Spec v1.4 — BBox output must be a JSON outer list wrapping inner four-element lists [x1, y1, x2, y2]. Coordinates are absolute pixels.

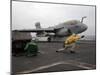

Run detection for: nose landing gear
[[47, 37, 51, 42]]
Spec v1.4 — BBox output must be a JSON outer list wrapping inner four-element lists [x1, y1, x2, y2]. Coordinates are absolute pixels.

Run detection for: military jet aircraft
[[12, 16, 88, 56], [13, 16, 88, 42]]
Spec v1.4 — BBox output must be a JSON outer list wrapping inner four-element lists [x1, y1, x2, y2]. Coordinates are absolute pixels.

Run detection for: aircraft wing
[[12, 28, 55, 33], [12, 26, 65, 33]]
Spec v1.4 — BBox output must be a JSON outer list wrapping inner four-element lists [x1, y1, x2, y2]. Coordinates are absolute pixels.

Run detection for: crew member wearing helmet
[[56, 29, 84, 53]]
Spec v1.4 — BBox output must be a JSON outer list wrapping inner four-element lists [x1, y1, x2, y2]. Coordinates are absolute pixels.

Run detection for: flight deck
[[12, 40, 96, 74]]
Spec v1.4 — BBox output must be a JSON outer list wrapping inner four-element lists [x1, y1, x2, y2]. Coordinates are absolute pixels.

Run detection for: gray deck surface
[[12, 40, 96, 74]]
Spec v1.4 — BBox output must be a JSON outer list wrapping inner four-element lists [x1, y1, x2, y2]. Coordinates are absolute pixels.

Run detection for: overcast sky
[[12, 1, 96, 36]]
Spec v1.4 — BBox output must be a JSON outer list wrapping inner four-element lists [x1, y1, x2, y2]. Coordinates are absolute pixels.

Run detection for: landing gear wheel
[[70, 51, 75, 53], [48, 37, 51, 42], [56, 50, 59, 52]]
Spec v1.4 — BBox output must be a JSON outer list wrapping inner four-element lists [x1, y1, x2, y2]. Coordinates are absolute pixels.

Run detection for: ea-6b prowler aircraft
[[13, 16, 88, 42]]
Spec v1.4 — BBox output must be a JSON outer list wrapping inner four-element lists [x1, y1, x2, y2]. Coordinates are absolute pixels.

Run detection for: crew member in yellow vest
[[56, 33, 84, 53]]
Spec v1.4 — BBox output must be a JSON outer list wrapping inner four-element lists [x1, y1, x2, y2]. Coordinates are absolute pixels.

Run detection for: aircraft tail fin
[[35, 22, 45, 36], [35, 22, 41, 29]]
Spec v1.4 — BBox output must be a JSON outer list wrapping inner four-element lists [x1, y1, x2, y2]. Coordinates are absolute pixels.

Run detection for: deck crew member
[[56, 33, 84, 53]]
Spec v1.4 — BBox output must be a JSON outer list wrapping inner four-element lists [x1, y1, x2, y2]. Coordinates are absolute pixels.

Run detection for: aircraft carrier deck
[[11, 40, 96, 74]]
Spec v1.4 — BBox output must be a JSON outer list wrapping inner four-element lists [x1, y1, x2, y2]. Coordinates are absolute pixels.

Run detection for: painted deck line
[[18, 61, 64, 74], [63, 60, 96, 70], [18, 60, 96, 74]]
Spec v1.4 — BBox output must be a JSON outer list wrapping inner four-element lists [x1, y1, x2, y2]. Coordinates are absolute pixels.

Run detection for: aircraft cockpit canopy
[[63, 20, 80, 25]]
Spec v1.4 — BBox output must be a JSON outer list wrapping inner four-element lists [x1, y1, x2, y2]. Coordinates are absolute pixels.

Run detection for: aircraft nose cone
[[77, 24, 88, 33], [81, 24, 88, 32]]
